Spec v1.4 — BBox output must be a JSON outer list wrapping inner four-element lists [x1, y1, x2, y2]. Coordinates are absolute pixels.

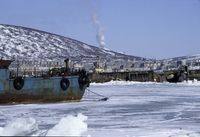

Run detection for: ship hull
[[0, 76, 87, 104]]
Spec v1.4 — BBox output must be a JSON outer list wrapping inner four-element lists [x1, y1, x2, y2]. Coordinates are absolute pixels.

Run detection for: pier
[[90, 69, 200, 83]]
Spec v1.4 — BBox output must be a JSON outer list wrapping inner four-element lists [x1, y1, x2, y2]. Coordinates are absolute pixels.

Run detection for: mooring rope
[[85, 89, 109, 101]]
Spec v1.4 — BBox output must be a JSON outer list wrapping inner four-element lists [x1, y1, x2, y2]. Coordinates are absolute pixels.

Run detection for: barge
[[0, 59, 90, 104]]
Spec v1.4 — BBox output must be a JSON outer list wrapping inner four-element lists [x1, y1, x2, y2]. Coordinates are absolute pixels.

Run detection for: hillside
[[0, 24, 145, 61]]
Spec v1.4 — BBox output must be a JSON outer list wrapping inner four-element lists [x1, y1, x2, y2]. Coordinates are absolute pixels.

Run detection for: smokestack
[[92, 13, 105, 49]]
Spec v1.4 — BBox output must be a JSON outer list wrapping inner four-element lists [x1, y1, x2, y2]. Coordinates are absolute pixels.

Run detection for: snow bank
[[91, 80, 156, 86], [46, 113, 87, 136], [91, 79, 200, 86], [0, 113, 87, 136], [178, 79, 200, 86], [0, 117, 38, 136]]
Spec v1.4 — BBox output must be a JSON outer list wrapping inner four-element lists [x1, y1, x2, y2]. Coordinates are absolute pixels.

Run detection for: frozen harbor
[[0, 80, 200, 136]]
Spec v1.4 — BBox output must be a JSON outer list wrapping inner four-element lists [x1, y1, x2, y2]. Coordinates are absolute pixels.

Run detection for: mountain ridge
[[0, 24, 145, 62]]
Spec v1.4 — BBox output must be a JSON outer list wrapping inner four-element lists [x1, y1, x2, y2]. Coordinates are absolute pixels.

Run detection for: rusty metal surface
[[0, 59, 89, 104], [0, 70, 87, 104], [0, 60, 13, 69], [0, 92, 82, 104], [0, 78, 87, 104]]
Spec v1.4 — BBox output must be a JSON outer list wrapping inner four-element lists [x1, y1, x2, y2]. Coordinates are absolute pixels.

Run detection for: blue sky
[[0, 0, 200, 59]]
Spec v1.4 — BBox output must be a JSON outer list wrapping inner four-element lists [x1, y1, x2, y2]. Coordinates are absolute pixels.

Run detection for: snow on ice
[[46, 113, 87, 136], [0, 80, 200, 136]]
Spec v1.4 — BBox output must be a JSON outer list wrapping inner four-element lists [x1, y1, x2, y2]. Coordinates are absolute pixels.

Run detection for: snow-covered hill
[[0, 24, 144, 61], [159, 54, 200, 63]]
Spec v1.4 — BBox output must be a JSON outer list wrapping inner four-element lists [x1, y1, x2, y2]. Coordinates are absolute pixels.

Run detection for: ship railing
[[9, 67, 88, 79]]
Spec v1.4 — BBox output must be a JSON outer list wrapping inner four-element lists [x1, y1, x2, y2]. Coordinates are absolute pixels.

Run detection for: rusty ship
[[0, 59, 90, 104], [166, 65, 189, 83]]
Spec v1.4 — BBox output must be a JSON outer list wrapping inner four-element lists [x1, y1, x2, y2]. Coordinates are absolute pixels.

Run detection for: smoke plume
[[92, 13, 105, 49]]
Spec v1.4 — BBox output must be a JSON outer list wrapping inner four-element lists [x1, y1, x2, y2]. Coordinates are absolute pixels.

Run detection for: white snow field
[[0, 80, 200, 136]]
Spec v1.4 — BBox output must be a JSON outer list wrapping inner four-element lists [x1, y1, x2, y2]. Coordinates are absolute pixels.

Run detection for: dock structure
[[128, 71, 154, 82], [8, 58, 200, 83], [90, 71, 154, 83], [189, 69, 200, 80], [90, 69, 200, 83]]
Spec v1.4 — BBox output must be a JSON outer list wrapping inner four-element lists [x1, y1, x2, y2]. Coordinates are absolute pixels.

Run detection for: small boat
[[166, 65, 188, 83], [0, 59, 90, 104]]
